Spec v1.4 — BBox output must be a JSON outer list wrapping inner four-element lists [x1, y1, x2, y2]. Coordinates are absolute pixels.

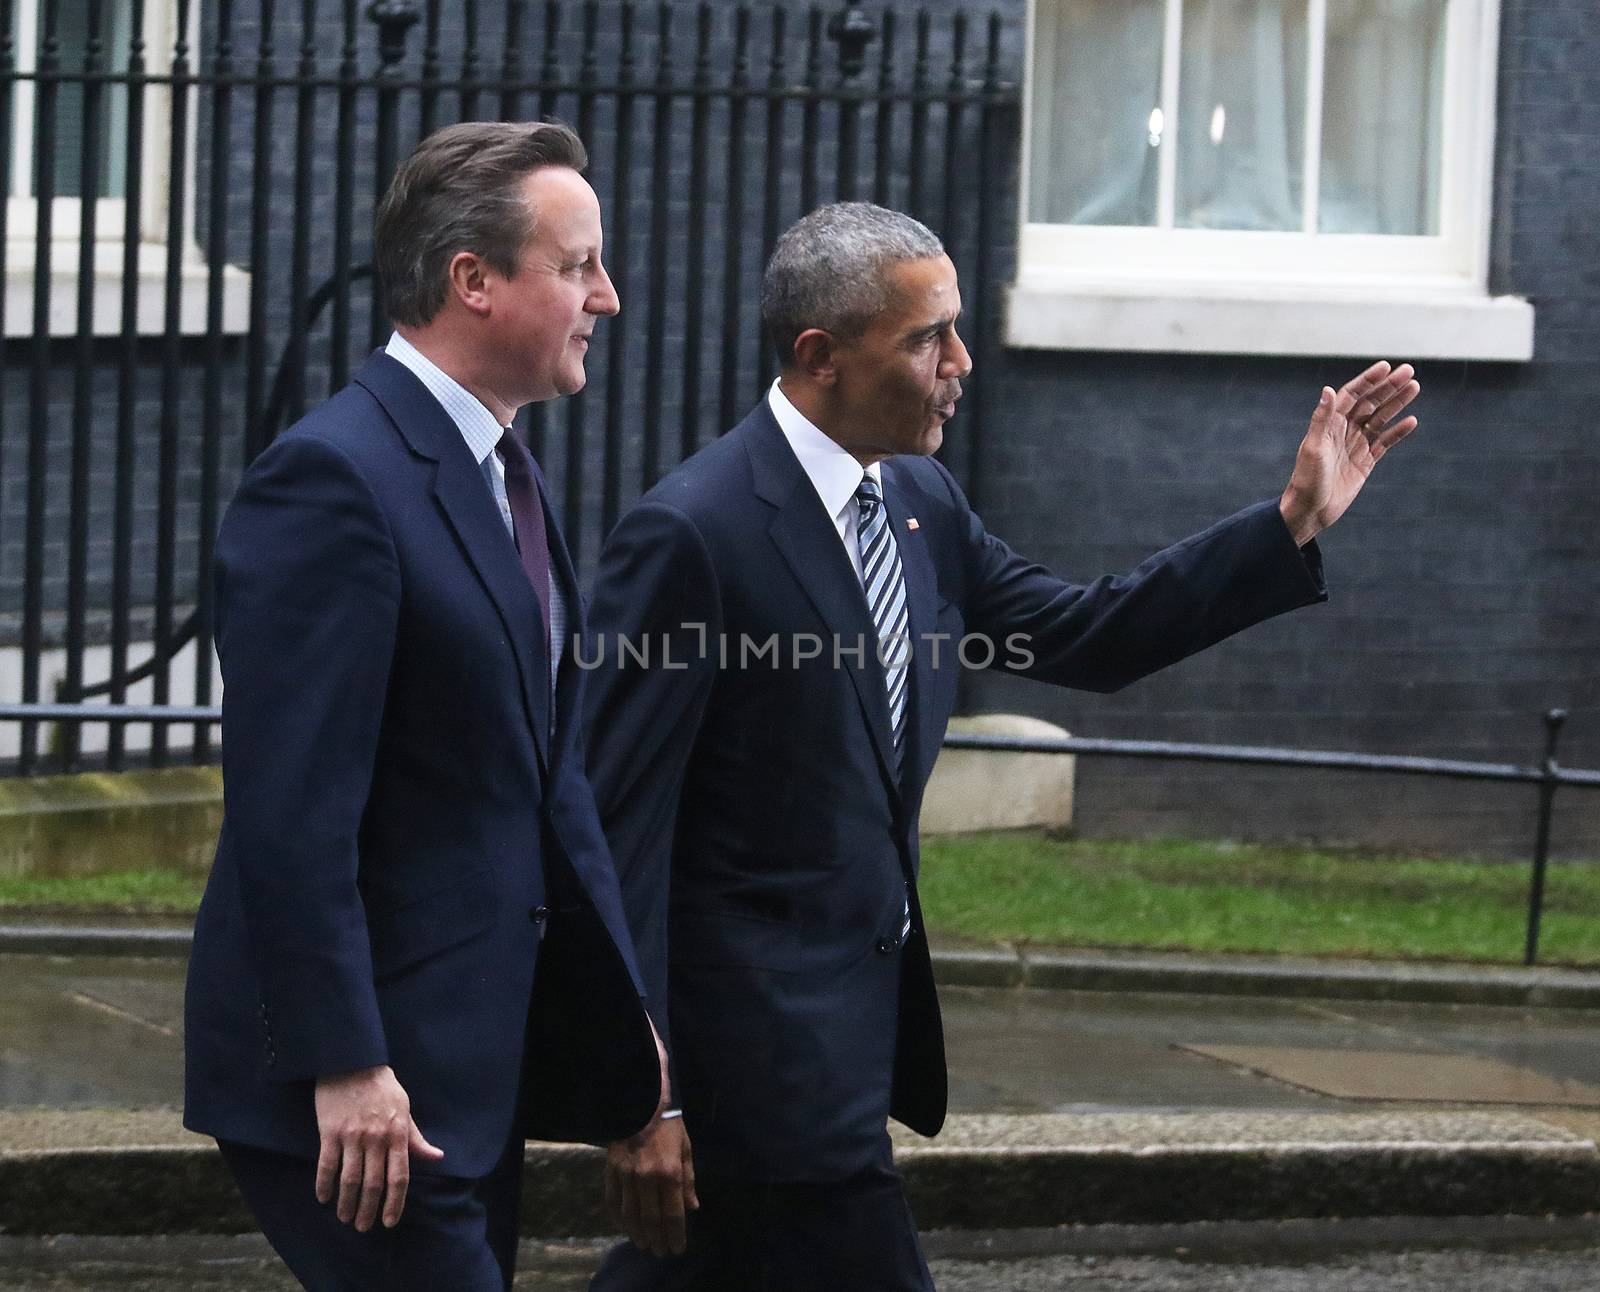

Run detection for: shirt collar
[[385, 330, 506, 466], [767, 380, 880, 522]]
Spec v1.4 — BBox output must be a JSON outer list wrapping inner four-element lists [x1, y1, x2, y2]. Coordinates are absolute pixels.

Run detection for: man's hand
[[1279, 359, 1420, 547], [602, 1015, 698, 1256], [313, 1064, 444, 1232], [604, 1112, 699, 1257]]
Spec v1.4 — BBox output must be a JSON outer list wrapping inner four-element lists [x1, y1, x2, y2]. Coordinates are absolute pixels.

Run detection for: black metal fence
[[3, 700, 1596, 965], [947, 710, 1600, 968], [0, 0, 1019, 775]]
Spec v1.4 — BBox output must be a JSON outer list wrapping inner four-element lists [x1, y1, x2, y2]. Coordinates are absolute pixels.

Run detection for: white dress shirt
[[767, 380, 881, 588], [385, 331, 566, 686]]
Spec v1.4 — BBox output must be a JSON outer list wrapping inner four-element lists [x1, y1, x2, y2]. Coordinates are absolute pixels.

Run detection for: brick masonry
[[963, 0, 1600, 857]]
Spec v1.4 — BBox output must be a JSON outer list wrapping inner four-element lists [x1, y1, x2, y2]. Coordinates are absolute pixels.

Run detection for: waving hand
[[1279, 360, 1420, 546]]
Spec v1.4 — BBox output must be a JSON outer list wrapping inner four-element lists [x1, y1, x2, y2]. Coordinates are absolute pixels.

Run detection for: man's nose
[[590, 262, 620, 316], [942, 328, 972, 380]]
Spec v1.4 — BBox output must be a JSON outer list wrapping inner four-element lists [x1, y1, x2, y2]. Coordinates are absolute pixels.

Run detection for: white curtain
[[1030, 0, 1447, 235], [1174, 0, 1307, 230], [1320, 0, 1446, 235], [1028, 0, 1166, 226]]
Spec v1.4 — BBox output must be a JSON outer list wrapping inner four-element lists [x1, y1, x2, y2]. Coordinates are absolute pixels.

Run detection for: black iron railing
[[943, 709, 1600, 968], [0, 701, 1593, 966]]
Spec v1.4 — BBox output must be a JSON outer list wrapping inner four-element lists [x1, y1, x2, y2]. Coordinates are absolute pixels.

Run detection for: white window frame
[[1008, 0, 1533, 361], [5, 0, 249, 338]]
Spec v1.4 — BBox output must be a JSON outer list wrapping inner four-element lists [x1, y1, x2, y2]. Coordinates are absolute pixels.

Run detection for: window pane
[[1320, 0, 1447, 235], [1175, 0, 1308, 230], [1028, 0, 1166, 227], [41, 0, 134, 199]]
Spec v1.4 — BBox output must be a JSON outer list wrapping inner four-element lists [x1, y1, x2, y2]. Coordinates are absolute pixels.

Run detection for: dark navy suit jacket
[[582, 402, 1326, 1182], [184, 352, 659, 1179]]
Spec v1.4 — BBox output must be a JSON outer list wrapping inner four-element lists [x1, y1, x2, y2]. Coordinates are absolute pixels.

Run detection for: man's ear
[[791, 328, 839, 386], [447, 251, 493, 319]]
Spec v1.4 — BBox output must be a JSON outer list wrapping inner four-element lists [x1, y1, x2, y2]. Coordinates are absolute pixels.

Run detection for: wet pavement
[[938, 986, 1600, 1117], [0, 957, 184, 1110], [4, 954, 1600, 1120], [5, 954, 1600, 1279], [5, 1220, 1600, 1290]]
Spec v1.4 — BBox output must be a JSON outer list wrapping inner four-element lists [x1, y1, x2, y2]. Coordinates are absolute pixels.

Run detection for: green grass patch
[[918, 832, 1600, 968], [0, 869, 206, 915], [6, 835, 1600, 969]]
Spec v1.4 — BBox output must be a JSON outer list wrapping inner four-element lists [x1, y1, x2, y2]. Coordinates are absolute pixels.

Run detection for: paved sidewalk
[[2, 947, 1599, 1233], [931, 939, 1600, 1010], [7, 921, 1600, 1008], [7, 951, 1600, 1117]]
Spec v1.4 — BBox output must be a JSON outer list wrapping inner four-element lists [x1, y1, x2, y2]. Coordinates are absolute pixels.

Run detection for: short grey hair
[[760, 202, 944, 368], [374, 120, 588, 328]]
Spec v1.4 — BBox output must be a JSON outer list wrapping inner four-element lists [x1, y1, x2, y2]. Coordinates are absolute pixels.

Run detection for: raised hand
[[1279, 360, 1420, 546]]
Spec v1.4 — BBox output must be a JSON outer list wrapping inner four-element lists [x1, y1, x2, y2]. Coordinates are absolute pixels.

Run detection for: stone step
[[2, 1109, 1593, 1236]]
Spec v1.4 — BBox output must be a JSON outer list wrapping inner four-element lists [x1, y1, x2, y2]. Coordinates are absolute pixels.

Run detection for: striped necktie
[[855, 474, 909, 765], [855, 473, 914, 943]]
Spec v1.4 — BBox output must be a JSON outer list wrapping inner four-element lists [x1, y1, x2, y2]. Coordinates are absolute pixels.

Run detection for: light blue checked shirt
[[386, 332, 566, 694]]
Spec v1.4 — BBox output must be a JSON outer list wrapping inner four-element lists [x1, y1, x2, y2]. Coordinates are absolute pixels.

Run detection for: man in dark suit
[[184, 121, 667, 1291], [582, 202, 1419, 1289]]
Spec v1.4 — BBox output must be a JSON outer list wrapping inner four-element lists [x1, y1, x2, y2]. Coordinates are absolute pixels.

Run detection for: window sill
[[1004, 277, 1535, 362], [4, 250, 251, 339]]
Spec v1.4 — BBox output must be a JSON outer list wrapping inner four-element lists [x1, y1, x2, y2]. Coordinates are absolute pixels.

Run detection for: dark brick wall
[[963, 0, 1600, 858], [0, 339, 245, 646]]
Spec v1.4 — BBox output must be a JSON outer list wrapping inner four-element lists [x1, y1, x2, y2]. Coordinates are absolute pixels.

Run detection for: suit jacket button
[[530, 905, 549, 924], [876, 938, 894, 954]]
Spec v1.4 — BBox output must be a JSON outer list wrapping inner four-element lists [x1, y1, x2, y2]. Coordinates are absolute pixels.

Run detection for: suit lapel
[[538, 464, 584, 760], [354, 352, 551, 772], [436, 447, 553, 770], [745, 408, 902, 803]]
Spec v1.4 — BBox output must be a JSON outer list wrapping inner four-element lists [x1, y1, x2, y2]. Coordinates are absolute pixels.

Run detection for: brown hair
[[373, 120, 589, 328]]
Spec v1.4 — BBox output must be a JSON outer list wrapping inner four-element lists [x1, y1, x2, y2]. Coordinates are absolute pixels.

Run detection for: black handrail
[[1, 703, 1591, 967], [944, 709, 1593, 968]]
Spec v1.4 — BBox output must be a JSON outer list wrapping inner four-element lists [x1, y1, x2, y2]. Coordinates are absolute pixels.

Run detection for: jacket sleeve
[[214, 431, 400, 1083], [581, 501, 721, 1056], [933, 461, 1328, 693]]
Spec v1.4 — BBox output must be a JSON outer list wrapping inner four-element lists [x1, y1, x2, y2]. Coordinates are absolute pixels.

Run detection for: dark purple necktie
[[496, 428, 552, 643]]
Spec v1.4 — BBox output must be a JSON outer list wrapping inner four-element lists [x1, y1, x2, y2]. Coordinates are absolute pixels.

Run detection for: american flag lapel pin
[[906, 517, 919, 531]]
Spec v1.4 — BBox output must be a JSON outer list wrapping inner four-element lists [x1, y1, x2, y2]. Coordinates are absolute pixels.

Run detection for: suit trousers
[[589, 1140, 934, 1292], [219, 1130, 524, 1291]]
